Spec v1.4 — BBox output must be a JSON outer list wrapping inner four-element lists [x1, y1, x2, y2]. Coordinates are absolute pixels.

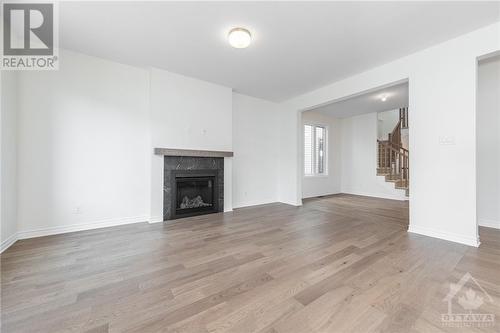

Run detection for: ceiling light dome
[[228, 28, 252, 49]]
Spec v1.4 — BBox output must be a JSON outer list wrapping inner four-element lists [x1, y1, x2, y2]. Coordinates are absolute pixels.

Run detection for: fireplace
[[162, 155, 224, 221], [171, 170, 219, 219]]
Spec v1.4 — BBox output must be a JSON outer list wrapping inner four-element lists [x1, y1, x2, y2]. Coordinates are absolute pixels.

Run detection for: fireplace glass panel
[[175, 177, 214, 212]]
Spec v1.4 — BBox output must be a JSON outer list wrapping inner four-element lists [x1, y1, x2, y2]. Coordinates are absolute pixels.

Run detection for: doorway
[[300, 81, 409, 202]]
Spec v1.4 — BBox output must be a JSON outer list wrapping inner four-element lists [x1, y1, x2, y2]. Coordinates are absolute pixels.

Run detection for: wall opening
[[299, 81, 410, 204], [297, 79, 411, 230], [476, 54, 500, 234]]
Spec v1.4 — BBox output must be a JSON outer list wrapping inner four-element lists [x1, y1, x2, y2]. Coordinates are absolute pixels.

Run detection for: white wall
[[6, 21, 500, 249], [301, 111, 341, 198], [477, 56, 500, 229], [232, 93, 280, 207], [278, 108, 301, 206], [149, 68, 233, 221], [377, 109, 399, 140], [1, 71, 18, 251], [282, 22, 500, 247], [341, 112, 407, 200], [16, 50, 151, 238], [14, 52, 239, 237], [10, 49, 277, 242]]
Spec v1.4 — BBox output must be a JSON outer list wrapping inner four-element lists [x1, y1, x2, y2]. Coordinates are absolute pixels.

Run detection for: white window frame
[[303, 123, 328, 177]]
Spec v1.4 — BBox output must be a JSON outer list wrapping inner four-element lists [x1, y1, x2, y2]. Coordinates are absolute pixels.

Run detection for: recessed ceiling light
[[381, 94, 388, 102], [228, 27, 252, 49]]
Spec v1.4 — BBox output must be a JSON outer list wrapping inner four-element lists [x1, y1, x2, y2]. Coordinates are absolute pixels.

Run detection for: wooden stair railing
[[377, 107, 409, 196], [377, 140, 409, 190], [388, 120, 401, 148], [388, 107, 408, 147]]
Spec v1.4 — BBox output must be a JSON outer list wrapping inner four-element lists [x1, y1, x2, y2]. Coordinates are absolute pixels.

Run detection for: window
[[304, 124, 327, 176]]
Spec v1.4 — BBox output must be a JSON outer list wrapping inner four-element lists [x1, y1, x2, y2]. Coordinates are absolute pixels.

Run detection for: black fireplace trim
[[171, 169, 219, 220]]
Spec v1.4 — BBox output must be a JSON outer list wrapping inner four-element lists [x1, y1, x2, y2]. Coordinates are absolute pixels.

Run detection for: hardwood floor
[[1, 194, 499, 332]]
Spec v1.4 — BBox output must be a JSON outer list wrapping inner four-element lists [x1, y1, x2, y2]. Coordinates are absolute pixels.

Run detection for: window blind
[[304, 124, 326, 176]]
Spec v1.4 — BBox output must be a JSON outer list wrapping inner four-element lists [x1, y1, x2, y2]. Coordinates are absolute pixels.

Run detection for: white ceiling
[[57, 1, 500, 101], [309, 81, 408, 118]]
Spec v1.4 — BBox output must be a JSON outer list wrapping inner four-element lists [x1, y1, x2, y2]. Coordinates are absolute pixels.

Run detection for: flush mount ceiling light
[[380, 94, 388, 102], [228, 27, 252, 49]]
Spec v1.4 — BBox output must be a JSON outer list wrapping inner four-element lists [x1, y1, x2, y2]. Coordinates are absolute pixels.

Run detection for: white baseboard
[[148, 215, 164, 224], [302, 191, 341, 200], [342, 190, 408, 201], [276, 198, 302, 207], [233, 199, 279, 209], [17, 215, 149, 240], [1, 232, 18, 253], [478, 218, 500, 229], [408, 225, 480, 247]]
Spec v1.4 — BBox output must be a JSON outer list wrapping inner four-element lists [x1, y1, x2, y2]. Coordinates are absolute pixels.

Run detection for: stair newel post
[[398, 151, 401, 177], [377, 142, 380, 168], [391, 149, 394, 172], [405, 156, 408, 181], [389, 148, 392, 172], [402, 153, 405, 181], [407, 155, 410, 188], [383, 145, 385, 168], [378, 142, 380, 168], [389, 141, 391, 171], [399, 151, 402, 176], [400, 151, 404, 178], [395, 150, 397, 173], [387, 146, 390, 169], [385, 145, 388, 168], [394, 150, 397, 175], [405, 154, 409, 187]]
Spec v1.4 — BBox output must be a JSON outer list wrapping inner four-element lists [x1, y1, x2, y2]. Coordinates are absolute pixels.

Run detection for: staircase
[[377, 107, 409, 197]]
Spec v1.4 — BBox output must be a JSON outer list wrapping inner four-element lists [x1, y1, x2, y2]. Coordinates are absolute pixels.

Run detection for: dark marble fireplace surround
[[163, 156, 224, 221]]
